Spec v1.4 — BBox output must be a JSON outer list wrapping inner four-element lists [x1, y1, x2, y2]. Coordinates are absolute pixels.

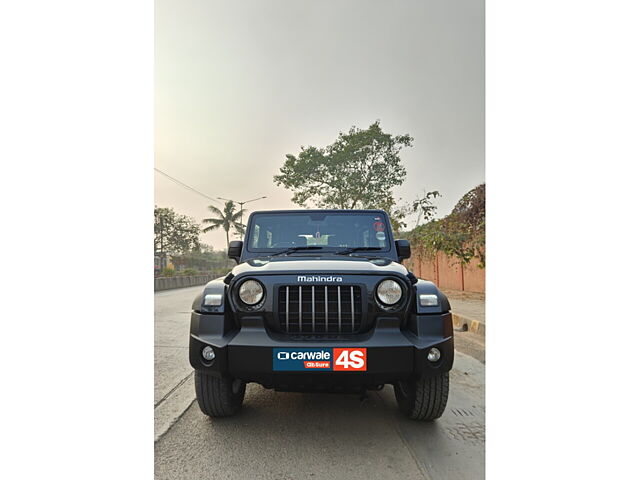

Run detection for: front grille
[[277, 285, 363, 334]]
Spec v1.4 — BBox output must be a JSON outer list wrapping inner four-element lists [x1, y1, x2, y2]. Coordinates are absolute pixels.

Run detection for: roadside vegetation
[[157, 248, 232, 278], [154, 207, 232, 277], [406, 184, 485, 268], [154, 207, 201, 254]]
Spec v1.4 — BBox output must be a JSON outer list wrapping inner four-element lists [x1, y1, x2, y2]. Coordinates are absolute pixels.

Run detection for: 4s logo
[[332, 348, 367, 371]]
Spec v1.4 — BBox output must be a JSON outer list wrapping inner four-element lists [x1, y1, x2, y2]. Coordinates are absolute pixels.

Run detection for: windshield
[[247, 212, 391, 251]]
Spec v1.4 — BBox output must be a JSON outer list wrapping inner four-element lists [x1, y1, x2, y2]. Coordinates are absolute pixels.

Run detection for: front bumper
[[189, 313, 454, 390]]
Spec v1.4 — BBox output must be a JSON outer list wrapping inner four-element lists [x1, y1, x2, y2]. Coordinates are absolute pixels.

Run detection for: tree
[[202, 201, 245, 249], [274, 121, 413, 210], [449, 183, 485, 230], [409, 184, 485, 267], [154, 207, 201, 255], [388, 190, 441, 235]]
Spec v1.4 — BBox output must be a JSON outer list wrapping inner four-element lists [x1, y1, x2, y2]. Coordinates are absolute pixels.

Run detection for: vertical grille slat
[[311, 286, 316, 333], [298, 286, 302, 332], [285, 286, 290, 332], [278, 285, 363, 334], [337, 286, 342, 332], [325, 286, 328, 332], [350, 286, 355, 331]]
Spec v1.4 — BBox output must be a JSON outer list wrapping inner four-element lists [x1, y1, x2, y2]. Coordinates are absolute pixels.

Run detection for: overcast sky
[[155, 0, 484, 251]]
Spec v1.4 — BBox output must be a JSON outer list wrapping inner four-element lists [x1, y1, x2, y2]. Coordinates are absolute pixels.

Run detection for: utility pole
[[159, 213, 166, 269], [217, 196, 267, 238]]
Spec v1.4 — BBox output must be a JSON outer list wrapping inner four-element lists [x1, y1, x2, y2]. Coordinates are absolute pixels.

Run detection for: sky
[[155, 0, 484, 251]]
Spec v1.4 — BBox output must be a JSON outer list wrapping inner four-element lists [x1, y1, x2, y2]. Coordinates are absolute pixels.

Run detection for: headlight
[[376, 279, 403, 305], [238, 279, 264, 305]]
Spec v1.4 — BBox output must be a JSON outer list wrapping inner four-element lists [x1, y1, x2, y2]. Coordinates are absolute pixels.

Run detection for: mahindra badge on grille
[[297, 275, 343, 282]]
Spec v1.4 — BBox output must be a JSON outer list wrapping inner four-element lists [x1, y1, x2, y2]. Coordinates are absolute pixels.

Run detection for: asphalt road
[[155, 286, 485, 480]]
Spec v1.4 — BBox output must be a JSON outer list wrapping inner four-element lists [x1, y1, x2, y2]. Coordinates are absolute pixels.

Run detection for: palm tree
[[202, 201, 245, 249]]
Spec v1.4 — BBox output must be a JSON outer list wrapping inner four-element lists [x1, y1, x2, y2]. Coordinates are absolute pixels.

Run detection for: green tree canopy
[[274, 121, 413, 209], [202, 201, 245, 249], [154, 207, 201, 255]]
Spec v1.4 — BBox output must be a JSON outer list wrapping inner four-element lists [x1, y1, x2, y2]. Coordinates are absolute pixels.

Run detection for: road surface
[[155, 286, 485, 479]]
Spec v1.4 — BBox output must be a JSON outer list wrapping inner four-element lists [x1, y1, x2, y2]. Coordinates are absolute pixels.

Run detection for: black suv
[[189, 210, 453, 421]]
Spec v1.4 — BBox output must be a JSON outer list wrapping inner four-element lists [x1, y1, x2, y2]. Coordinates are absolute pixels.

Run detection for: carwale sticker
[[273, 348, 367, 371]]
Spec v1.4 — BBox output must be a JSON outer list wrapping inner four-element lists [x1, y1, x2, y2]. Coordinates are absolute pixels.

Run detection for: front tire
[[195, 371, 246, 417], [394, 372, 449, 421]]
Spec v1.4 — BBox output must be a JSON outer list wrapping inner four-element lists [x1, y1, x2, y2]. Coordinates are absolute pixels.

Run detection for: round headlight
[[238, 279, 264, 305], [376, 279, 403, 305]]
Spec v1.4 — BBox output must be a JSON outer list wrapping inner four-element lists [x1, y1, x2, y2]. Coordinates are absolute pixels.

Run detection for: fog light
[[427, 347, 441, 362], [202, 346, 215, 361]]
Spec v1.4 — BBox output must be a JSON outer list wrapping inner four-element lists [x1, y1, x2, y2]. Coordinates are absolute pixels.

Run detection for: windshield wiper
[[270, 246, 324, 257], [335, 247, 383, 255]]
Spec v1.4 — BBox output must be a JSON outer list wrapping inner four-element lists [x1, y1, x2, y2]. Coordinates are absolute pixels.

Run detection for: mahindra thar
[[189, 210, 453, 421]]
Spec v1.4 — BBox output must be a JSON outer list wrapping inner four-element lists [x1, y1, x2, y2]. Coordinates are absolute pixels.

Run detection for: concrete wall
[[154, 274, 219, 291], [406, 248, 485, 293]]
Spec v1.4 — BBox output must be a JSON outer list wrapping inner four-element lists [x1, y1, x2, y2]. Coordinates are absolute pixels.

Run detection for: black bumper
[[189, 313, 454, 390]]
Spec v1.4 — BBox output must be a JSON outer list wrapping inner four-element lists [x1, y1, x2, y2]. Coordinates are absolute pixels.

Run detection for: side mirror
[[395, 239, 411, 262], [228, 240, 243, 263]]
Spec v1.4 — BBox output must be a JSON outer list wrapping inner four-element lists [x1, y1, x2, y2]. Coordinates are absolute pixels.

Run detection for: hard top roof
[[248, 209, 387, 215]]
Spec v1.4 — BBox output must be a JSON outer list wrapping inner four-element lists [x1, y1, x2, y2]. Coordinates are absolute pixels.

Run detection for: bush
[[161, 267, 175, 277], [183, 268, 199, 276]]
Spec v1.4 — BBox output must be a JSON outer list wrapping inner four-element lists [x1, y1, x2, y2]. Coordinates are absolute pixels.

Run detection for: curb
[[452, 312, 485, 337], [154, 372, 196, 442]]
